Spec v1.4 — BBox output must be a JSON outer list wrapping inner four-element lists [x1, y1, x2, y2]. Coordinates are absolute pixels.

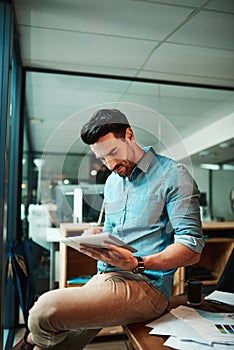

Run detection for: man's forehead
[[91, 137, 122, 153]]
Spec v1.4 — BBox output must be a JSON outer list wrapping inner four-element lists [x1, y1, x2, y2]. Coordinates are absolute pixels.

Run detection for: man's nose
[[105, 158, 117, 171]]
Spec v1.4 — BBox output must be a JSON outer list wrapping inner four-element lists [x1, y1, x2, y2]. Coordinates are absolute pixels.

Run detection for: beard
[[113, 160, 136, 177]]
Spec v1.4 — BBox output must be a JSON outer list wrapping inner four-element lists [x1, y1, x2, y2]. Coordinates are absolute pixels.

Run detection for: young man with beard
[[12, 108, 204, 350]]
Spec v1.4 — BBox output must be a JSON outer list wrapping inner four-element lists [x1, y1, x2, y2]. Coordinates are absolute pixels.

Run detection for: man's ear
[[125, 127, 135, 141]]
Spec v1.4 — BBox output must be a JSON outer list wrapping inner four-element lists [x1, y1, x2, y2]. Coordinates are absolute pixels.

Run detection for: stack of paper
[[204, 290, 234, 307], [146, 304, 234, 350]]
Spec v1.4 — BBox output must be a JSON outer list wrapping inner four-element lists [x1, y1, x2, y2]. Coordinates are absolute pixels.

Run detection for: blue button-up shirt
[[98, 147, 204, 299]]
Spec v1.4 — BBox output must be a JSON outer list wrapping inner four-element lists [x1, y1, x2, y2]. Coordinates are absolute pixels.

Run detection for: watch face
[[134, 266, 144, 274], [136, 266, 144, 273]]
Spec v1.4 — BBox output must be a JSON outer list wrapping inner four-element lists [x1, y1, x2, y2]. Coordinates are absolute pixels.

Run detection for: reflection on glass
[[22, 72, 234, 244]]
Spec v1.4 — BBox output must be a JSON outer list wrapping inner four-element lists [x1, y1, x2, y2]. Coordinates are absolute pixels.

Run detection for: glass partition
[[22, 71, 234, 248], [1, 3, 24, 346]]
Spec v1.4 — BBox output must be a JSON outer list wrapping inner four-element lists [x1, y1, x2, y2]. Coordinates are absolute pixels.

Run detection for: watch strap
[[133, 256, 145, 274]]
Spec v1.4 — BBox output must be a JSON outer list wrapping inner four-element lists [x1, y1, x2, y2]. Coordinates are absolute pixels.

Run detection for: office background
[[1, 1, 234, 349]]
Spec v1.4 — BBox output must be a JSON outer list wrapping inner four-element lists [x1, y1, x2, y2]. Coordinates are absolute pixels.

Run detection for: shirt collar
[[137, 146, 156, 173], [129, 146, 156, 181]]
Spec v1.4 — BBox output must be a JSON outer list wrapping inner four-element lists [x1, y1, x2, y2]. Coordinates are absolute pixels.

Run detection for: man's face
[[90, 131, 136, 178]]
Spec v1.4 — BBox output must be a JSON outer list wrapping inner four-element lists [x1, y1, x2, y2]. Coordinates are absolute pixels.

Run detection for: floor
[[13, 327, 129, 349]]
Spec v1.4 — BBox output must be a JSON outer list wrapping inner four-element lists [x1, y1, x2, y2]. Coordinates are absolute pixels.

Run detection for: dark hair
[[81, 109, 130, 145]]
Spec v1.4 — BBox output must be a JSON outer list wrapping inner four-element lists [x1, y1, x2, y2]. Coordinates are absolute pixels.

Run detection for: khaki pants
[[28, 271, 168, 349]]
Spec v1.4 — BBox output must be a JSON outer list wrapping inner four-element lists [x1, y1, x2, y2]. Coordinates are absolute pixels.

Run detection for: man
[[12, 108, 204, 350]]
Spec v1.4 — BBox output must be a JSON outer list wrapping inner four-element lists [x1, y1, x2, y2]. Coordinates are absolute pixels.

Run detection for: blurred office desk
[[47, 224, 101, 289], [202, 221, 234, 235], [48, 222, 234, 290], [46, 228, 63, 289], [59, 222, 103, 237], [59, 241, 97, 288], [174, 222, 234, 294], [59, 223, 101, 288]]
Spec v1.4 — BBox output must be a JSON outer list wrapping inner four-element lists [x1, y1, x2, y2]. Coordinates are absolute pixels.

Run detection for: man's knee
[[28, 291, 61, 334]]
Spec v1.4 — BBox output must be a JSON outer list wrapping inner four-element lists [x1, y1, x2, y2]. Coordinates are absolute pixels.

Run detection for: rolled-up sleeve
[[165, 164, 205, 254]]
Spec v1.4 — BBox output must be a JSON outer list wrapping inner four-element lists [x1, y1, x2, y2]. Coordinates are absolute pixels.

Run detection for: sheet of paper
[[164, 336, 212, 350], [164, 336, 233, 350], [147, 309, 212, 344], [171, 305, 234, 345], [147, 305, 234, 349], [147, 311, 177, 329], [147, 312, 180, 336], [204, 291, 234, 306]]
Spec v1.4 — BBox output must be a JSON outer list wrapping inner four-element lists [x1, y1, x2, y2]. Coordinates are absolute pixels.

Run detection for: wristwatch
[[133, 256, 145, 274]]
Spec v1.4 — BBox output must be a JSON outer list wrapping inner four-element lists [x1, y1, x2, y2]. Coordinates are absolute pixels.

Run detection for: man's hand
[[82, 227, 102, 236], [79, 243, 138, 271]]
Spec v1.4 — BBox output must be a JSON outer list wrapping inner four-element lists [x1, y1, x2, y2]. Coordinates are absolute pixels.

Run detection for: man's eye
[[108, 147, 118, 157], [110, 149, 117, 157]]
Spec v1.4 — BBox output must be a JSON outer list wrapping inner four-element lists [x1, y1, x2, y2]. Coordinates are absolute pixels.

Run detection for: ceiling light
[[219, 142, 232, 149], [198, 150, 217, 158], [30, 118, 44, 124], [90, 169, 97, 176], [63, 179, 70, 185], [198, 150, 210, 156], [200, 164, 220, 170], [222, 164, 234, 171]]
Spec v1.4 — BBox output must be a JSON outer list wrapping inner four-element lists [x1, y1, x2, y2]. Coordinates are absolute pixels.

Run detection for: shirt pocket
[[105, 200, 125, 226], [127, 194, 165, 226]]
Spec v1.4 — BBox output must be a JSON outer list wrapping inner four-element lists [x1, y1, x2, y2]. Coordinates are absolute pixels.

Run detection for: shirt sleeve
[[165, 163, 205, 254]]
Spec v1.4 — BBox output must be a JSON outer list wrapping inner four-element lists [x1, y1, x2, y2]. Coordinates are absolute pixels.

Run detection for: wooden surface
[[202, 221, 234, 230], [59, 242, 97, 288], [124, 294, 231, 350], [124, 323, 170, 350], [124, 295, 187, 350]]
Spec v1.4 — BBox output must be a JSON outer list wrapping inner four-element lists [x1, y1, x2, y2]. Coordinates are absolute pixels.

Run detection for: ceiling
[[192, 137, 234, 166], [13, 0, 234, 168]]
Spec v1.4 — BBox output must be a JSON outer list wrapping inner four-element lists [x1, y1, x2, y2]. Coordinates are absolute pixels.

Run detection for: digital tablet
[[60, 232, 137, 252]]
